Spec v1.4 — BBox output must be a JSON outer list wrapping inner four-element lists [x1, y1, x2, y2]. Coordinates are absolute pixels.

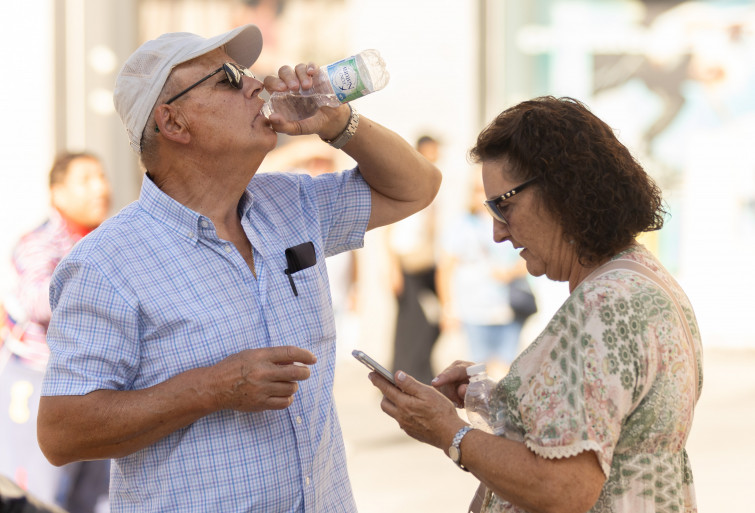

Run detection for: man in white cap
[[37, 24, 440, 512]]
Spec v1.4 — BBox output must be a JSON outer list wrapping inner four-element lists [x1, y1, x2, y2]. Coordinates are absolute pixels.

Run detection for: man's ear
[[50, 183, 63, 209], [154, 104, 191, 146]]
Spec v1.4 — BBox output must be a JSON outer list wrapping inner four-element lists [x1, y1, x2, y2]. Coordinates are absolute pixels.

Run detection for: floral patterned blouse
[[483, 244, 702, 513]]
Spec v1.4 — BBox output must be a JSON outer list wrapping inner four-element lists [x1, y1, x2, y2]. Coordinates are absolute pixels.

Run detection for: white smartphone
[[352, 349, 397, 386]]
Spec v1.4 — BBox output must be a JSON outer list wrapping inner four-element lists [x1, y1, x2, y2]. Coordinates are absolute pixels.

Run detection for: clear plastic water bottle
[[464, 363, 495, 434], [262, 49, 389, 121]]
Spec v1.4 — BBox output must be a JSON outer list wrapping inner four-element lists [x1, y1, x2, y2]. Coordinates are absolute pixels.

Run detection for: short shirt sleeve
[[506, 278, 654, 476], [308, 168, 371, 257], [487, 249, 701, 513], [42, 257, 141, 396]]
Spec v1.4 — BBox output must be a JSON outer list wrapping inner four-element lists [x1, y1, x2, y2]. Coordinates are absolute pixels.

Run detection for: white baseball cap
[[114, 24, 263, 154]]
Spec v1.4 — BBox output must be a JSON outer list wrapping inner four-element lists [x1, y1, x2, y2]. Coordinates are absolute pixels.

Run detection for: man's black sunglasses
[[165, 62, 255, 105]]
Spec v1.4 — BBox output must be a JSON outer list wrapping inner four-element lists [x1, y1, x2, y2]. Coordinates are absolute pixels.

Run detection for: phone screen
[[352, 350, 397, 386]]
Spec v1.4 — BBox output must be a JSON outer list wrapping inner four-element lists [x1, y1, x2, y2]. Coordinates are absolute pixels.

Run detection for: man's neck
[[148, 160, 255, 226]]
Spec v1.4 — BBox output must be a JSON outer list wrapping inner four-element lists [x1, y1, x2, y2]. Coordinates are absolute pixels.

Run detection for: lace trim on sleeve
[[524, 439, 610, 477]]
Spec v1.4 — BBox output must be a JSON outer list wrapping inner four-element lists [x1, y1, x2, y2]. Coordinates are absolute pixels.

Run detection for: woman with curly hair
[[367, 96, 702, 513]]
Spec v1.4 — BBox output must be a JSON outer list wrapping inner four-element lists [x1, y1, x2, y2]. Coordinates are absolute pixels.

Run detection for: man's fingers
[[294, 63, 313, 89], [269, 346, 317, 366], [272, 362, 311, 383], [268, 381, 299, 397], [259, 382, 301, 411], [277, 65, 294, 77], [276, 65, 301, 91], [266, 395, 295, 410], [262, 74, 288, 93]]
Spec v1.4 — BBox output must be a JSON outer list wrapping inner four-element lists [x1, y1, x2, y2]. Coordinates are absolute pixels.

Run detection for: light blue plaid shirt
[[42, 168, 370, 512]]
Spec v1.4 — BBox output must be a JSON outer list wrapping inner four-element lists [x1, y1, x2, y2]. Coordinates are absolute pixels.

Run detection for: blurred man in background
[[0, 152, 111, 512], [387, 135, 442, 384]]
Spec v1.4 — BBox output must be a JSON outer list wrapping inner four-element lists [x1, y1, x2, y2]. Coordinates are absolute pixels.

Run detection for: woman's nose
[[492, 219, 510, 243]]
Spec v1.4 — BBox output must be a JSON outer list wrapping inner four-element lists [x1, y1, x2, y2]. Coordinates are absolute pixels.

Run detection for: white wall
[[346, 0, 482, 359], [0, 1, 55, 299], [350, 0, 480, 216]]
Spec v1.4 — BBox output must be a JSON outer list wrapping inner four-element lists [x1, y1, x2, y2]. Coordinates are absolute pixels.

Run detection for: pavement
[[334, 336, 755, 512]]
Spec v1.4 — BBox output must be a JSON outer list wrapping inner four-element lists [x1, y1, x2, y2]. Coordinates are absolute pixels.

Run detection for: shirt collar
[[137, 173, 256, 242]]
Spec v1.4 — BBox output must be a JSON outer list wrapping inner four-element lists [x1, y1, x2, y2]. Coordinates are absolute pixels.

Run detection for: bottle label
[[326, 56, 368, 103]]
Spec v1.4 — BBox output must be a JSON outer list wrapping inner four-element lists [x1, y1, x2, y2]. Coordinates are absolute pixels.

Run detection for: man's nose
[[244, 76, 264, 98]]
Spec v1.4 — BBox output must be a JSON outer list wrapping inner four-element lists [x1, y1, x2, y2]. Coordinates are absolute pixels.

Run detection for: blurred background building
[[3, 0, 753, 354], [0, 1, 754, 509]]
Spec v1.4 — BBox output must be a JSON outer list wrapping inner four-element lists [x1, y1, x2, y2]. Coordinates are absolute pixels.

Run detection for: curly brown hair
[[470, 96, 666, 265]]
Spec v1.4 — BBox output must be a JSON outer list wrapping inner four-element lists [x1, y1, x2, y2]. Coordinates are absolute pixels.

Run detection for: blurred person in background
[[437, 172, 530, 376], [387, 135, 442, 384], [368, 96, 702, 513], [36, 24, 440, 513], [0, 152, 111, 512]]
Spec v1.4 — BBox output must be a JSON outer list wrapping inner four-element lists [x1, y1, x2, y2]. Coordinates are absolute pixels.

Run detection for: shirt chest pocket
[[271, 260, 337, 346]]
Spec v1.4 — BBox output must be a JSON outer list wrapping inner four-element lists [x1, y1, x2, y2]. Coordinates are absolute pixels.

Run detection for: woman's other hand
[[430, 360, 475, 407]]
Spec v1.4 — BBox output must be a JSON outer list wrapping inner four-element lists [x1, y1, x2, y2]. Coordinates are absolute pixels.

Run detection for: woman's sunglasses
[[483, 177, 539, 224]]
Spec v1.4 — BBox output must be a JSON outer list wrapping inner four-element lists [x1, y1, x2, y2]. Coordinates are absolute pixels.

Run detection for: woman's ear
[[154, 104, 191, 146]]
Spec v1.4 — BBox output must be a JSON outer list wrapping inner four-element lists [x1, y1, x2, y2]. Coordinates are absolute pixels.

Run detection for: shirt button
[[305, 476, 310, 486], [187, 232, 195, 238], [224, 245, 232, 253], [201, 220, 209, 228], [296, 416, 302, 424]]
